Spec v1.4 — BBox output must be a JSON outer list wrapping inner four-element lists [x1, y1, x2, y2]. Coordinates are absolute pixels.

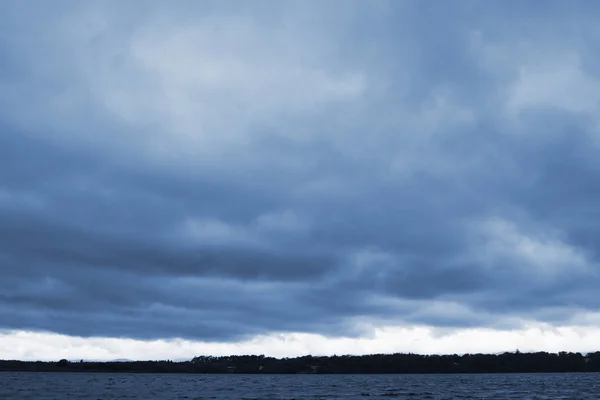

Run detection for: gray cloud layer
[[2, 0, 600, 341]]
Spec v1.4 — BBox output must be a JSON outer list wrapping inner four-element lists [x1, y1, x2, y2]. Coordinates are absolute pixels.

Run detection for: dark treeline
[[3, 351, 600, 374]]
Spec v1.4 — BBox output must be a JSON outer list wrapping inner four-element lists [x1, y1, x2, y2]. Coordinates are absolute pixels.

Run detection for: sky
[[2, 0, 600, 361]]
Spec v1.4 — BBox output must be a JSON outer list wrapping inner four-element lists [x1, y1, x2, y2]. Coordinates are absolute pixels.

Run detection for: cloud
[[4, 321, 600, 361], [1, 1, 600, 358]]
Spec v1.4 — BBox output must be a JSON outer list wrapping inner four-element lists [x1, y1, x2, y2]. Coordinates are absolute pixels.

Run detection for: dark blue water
[[1, 372, 598, 399]]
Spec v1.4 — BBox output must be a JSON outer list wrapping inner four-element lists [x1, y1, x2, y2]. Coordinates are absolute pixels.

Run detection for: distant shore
[[2, 351, 600, 374]]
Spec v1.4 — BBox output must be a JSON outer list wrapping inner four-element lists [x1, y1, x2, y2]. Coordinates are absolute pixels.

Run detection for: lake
[[1, 372, 598, 399]]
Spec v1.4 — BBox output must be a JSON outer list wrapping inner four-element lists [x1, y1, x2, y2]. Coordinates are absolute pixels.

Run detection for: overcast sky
[[2, 0, 600, 361]]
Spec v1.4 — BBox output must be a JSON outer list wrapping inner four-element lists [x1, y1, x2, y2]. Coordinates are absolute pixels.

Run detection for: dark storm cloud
[[2, 0, 600, 341]]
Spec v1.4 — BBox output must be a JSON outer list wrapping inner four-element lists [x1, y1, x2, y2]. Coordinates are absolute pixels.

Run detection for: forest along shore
[[2, 351, 600, 374]]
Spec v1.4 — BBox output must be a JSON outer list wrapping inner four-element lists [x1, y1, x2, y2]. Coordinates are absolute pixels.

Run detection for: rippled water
[[1, 372, 599, 399]]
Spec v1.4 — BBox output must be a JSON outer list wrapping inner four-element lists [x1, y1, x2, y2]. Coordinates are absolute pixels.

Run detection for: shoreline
[[2, 351, 600, 374]]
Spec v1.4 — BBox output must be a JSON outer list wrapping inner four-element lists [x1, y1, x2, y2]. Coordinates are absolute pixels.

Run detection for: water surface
[[1, 372, 598, 399]]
